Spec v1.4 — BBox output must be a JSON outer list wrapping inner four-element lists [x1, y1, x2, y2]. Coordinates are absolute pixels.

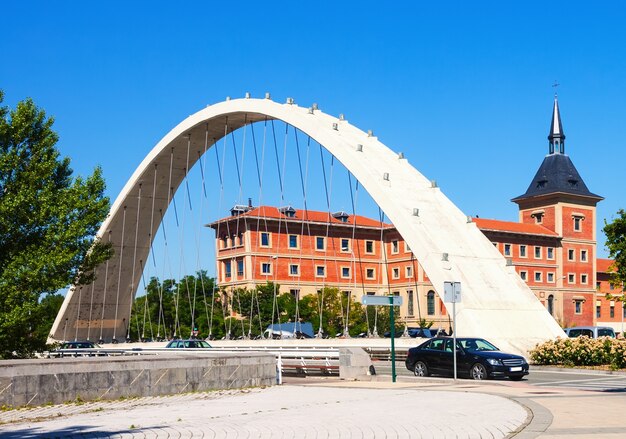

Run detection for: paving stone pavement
[[0, 384, 528, 438]]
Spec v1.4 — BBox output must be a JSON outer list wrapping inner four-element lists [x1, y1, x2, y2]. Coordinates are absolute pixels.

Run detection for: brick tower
[[512, 96, 603, 327]]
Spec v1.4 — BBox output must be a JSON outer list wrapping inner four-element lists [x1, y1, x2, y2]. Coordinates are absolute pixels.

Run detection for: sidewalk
[[1, 375, 625, 438]]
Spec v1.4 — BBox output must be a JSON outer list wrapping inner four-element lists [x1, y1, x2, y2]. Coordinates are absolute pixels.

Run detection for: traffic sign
[[361, 295, 403, 306], [444, 281, 462, 303]]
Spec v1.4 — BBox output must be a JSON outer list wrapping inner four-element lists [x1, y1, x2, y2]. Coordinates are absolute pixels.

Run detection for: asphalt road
[[375, 361, 626, 392]]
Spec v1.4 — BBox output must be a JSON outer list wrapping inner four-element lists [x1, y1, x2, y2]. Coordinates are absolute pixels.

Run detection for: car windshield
[[459, 338, 498, 351]]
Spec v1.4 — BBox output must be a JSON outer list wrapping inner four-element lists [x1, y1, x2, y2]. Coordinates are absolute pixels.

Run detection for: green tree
[[604, 209, 626, 288], [0, 91, 111, 358]]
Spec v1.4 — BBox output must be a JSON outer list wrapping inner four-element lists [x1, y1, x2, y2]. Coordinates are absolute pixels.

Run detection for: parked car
[[165, 339, 212, 348], [405, 337, 529, 381], [59, 341, 101, 349], [564, 326, 616, 338]]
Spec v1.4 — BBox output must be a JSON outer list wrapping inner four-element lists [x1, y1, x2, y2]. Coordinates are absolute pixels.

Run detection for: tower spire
[[548, 94, 565, 154]]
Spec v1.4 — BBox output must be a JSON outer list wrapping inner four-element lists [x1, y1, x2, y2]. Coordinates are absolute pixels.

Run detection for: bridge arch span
[[51, 97, 564, 353]]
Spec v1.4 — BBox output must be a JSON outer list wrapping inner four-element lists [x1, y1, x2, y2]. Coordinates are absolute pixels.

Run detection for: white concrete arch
[[50, 97, 565, 353]]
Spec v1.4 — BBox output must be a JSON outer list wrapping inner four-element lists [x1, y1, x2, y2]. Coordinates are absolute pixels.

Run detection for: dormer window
[[230, 203, 253, 216], [567, 178, 579, 188], [332, 211, 350, 223], [531, 209, 545, 224], [279, 205, 297, 218], [536, 179, 547, 189]]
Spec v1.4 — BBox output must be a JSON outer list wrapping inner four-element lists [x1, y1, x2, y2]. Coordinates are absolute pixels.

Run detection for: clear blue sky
[[2, 1, 625, 258]]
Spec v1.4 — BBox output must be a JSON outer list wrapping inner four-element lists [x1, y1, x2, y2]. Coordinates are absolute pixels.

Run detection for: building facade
[[208, 97, 623, 332]]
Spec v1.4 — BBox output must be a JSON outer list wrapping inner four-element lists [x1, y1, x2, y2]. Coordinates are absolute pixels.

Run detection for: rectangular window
[[610, 306, 615, 318], [610, 284, 615, 290], [504, 244, 512, 256], [575, 300, 583, 314], [568, 273, 575, 284], [290, 289, 300, 299], [520, 245, 527, 258], [221, 236, 228, 249], [261, 262, 271, 275], [316, 236, 325, 251], [581, 274, 588, 284], [391, 240, 399, 254], [547, 247, 554, 259], [366, 268, 375, 279], [288, 234, 298, 249], [596, 305, 601, 318], [574, 217, 582, 232], [366, 291, 376, 296], [404, 242, 411, 253], [341, 266, 351, 278], [237, 233, 243, 246], [406, 266, 413, 278], [237, 260, 244, 277], [316, 265, 326, 277], [341, 238, 350, 252], [520, 271, 527, 281], [365, 240, 374, 254], [392, 267, 400, 279], [568, 249, 575, 261], [580, 250, 588, 262], [534, 271, 542, 282], [407, 290, 414, 316], [534, 246, 542, 259], [224, 261, 232, 278], [547, 272, 555, 283], [289, 264, 299, 276], [260, 232, 270, 247]]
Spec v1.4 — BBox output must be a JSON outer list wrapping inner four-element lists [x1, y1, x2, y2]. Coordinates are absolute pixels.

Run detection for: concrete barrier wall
[[0, 352, 275, 408]]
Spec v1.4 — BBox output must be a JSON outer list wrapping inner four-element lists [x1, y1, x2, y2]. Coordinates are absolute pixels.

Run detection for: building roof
[[512, 97, 602, 203], [597, 258, 616, 273], [473, 217, 559, 237], [512, 153, 603, 202], [208, 206, 391, 229]]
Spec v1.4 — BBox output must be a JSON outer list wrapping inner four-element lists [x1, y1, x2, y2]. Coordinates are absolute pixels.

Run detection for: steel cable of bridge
[[317, 145, 333, 337], [112, 206, 127, 342], [87, 269, 96, 341], [74, 286, 82, 341], [98, 230, 112, 343], [127, 183, 142, 341]]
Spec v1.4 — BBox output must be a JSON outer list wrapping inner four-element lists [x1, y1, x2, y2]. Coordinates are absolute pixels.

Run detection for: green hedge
[[529, 337, 626, 370]]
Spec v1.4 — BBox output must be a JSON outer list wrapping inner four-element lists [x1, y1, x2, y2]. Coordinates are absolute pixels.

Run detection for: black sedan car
[[405, 337, 529, 381]]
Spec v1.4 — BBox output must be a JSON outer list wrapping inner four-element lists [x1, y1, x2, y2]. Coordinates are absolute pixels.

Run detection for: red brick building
[[208, 97, 623, 332]]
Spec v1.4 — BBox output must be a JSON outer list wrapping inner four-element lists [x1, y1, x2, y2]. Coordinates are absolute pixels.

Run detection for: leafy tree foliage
[[0, 91, 111, 357], [604, 209, 626, 289]]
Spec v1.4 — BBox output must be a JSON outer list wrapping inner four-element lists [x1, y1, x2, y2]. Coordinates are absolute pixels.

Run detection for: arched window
[[427, 290, 436, 315], [547, 294, 554, 315]]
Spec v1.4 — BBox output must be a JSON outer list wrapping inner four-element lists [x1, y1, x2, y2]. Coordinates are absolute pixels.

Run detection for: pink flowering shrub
[[529, 337, 626, 370]]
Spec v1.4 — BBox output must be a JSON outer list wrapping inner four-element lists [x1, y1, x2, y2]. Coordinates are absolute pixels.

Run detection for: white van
[[564, 326, 616, 338]]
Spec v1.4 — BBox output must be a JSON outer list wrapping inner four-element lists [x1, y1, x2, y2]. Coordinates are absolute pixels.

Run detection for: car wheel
[[509, 376, 524, 381], [471, 363, 488, 380], [414, 361, 429, 377]]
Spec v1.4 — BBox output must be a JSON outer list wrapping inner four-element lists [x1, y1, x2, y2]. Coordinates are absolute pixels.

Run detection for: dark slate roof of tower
[[511, 153, 602, 202], [512, 96, 602, 203]]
